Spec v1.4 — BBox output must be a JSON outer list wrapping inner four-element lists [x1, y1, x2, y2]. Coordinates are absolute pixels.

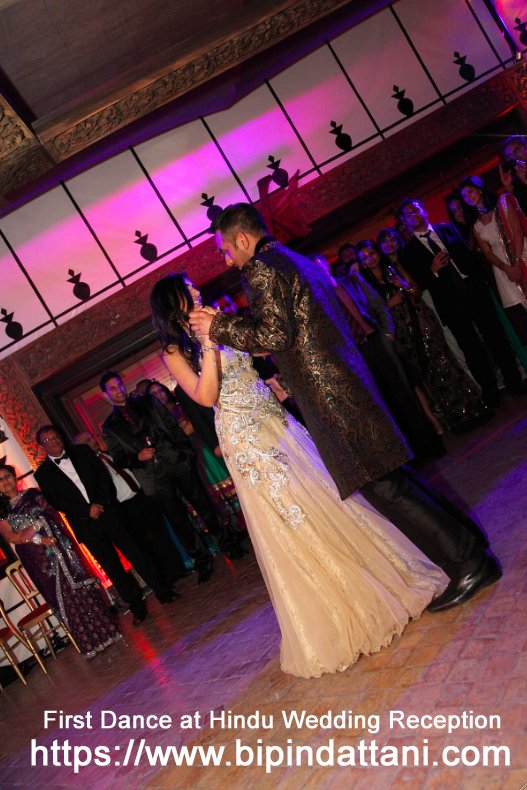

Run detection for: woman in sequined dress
[[150, 274, 447, 679], [358, 233, 488, 434], [0, 465, 122, 658]]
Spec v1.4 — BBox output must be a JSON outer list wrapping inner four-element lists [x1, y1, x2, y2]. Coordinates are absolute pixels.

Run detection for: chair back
[[0, 595, 26, 643], [5, 560, 41, 611]]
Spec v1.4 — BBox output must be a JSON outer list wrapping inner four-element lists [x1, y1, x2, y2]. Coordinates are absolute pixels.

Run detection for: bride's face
[[183, 277, 202, 309]]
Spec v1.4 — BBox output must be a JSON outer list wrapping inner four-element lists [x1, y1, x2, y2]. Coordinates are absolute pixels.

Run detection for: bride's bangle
[[31, 534, 42, 545], [201, 344, 217, 352]]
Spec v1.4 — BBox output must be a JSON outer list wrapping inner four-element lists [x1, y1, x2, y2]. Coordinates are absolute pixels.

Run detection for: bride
[[150, 274, 446, 678]]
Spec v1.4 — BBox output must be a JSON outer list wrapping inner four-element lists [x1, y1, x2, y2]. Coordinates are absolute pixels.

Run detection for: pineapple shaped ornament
[[201, 193, 223, 224], [329, 121, 352, 152], [392, 85, 414, 118], [134, 230, 158, 262], [68, 270, 91, 301], [267, 156, 289, 188], [453, 52, 476, 83], [1, 308, 23, 341]]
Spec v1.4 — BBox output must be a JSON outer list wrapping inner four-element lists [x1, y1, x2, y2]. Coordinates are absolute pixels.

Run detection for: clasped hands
[[189, 305, 218, 343]]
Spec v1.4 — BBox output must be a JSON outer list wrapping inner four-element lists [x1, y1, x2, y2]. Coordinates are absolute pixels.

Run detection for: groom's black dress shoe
[[427, 556, 502, 612]]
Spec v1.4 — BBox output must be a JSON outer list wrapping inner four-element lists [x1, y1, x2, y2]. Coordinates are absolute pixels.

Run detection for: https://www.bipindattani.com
[[31, 707, 510, 774]]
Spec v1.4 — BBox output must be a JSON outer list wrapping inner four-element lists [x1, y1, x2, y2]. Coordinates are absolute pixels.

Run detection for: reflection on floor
[[0, 397, 526, 789]]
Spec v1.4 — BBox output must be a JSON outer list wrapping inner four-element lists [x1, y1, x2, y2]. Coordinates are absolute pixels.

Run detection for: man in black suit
[[34, 425, 174, 625], [73, 430, 189, 584], [399, 198, 526, 408], [100, 372, 222, 580]]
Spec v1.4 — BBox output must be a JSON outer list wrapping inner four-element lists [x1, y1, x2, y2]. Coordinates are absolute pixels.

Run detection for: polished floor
[[0, 397, 526, 789]]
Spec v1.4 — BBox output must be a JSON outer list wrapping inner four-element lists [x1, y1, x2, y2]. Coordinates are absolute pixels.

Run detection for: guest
[[356, 239, 444, 436], [375, 228, 489, 433], [500, 135, 527, 214], [34, 425, 175, 626], [398, 198, 526, 408], [460, 175, 527, 346], [445, 190, 472, 244], [145, 381, 247, 557], [0, 464, 122, 657], [101, 372, 220, 581], [131, 378, 153, 397], [73, 431, 188, 583], [334, 243, 359, 280], [383, 222, 473, 376], [143, 381, 181, 421], [212, 294, 239, 316], [311, 252, 444, 456]]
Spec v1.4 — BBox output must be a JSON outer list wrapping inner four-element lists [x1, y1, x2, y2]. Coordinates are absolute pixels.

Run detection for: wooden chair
[[5, 560, 81, 658], [0, 595, 48, 686]]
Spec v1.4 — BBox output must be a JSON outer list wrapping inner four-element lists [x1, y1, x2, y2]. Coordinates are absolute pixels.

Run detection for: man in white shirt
[[399, 198, 526, 409], [73, 431, 187, 585], [34, 425, 175, 625]]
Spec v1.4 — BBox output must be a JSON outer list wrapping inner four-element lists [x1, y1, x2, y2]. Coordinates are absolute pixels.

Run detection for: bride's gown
[[214, 347, 447, 678]]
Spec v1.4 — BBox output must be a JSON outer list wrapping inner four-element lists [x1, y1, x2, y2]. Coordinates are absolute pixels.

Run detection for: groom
[[189, 203, 500, 611]]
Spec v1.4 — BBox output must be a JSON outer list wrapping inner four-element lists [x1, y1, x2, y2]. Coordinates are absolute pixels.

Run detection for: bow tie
[[53, 454, 69, 465]]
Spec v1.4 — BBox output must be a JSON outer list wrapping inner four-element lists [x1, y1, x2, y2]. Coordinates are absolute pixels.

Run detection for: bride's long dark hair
[[150, 274, 201, 371]]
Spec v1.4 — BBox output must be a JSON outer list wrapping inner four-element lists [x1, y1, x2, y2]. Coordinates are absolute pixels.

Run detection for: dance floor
[[1, 397, 526, 789]]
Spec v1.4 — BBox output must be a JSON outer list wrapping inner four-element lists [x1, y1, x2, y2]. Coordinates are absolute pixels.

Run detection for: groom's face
[[215, 230, 253, 270]]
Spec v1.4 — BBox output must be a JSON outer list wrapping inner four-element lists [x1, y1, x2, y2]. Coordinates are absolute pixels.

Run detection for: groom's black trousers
[[360, 467, 487, 580]]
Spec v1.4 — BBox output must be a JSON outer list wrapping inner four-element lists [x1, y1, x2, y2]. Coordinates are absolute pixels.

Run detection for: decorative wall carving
[[0, 95, 35, 158], [505, 58, 527, 108], [0, 95, 54, 194], [0, 146, 54, 196], [0, 356, 48, 468], [42, 0, 352, 161]]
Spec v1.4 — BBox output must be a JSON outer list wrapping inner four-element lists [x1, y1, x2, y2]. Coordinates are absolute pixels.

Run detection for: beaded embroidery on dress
[[214, 347, 447, 678]]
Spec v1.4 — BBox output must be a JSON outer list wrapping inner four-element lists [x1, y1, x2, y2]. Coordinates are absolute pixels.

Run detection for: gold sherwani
[[210, 239, 410, 499]]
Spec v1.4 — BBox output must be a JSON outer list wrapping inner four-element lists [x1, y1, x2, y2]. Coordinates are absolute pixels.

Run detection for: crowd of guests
[[329, 134, 527, 440], [0, 134, 525, 665], [0, 371, 250, 659]]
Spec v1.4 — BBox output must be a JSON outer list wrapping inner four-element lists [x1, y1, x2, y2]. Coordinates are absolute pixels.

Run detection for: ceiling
[[0, 0, 389, 207]]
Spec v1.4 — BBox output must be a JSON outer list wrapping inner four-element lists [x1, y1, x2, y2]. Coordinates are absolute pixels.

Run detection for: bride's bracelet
[[201, 344, 217, 352], [31, 533, 42, 545]]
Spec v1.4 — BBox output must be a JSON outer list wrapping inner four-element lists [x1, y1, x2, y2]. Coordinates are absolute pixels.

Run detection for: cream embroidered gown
[[214, 347, 447, 678]]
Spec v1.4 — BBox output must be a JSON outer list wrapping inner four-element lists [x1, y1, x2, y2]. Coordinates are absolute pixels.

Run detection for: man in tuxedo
[[399, 198, 526, 408], [34, 425, 174, 625], [73, 431, 188, 584], [189, 202, 500, 612], [100, 372, 220, 580]]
